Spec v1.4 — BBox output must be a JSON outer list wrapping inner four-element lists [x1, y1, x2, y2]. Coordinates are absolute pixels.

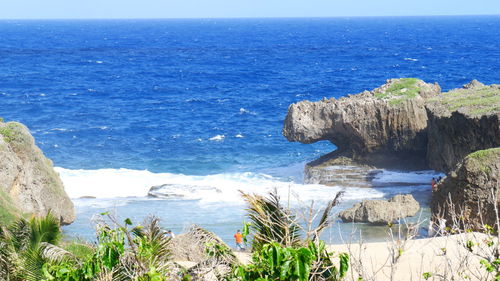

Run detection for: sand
[[175, 233, 498, 281], [332, 233, 498, 281]]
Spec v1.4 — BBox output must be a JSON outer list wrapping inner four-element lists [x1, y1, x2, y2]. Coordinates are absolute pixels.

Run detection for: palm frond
[[29, 211, 61, 248], [17, 247, 46, 281], [0, 239, 17, 280], [312, 191, 344, 242], [40, 242, 77, 264], [6, 218, 31, 251], [136, 216, 172, 263], [241, 189, 301, 250]]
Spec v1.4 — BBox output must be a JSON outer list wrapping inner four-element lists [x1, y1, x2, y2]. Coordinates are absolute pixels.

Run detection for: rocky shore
[[283, 78, 499, 227], [0, 121, 74, 224]]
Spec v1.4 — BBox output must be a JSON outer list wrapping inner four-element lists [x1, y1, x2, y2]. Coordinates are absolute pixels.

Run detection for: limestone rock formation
[[430, 148, 500, 230], [284, 79, 499, 174], [0, 121, 75, 224], [426, 82, 500, 172], [339, 194, 420, 225], [283, 78, 440, 169]]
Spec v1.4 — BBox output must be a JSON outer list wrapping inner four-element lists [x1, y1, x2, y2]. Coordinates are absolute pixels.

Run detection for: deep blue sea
[[0, 16, 498, 243]]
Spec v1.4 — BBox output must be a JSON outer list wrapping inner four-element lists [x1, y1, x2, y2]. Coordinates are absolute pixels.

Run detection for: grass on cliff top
[[468, 147, 500, 161], [0, 123, 17, 143], [467, 147, 500, 175], [374, 78, 421, 106], [432, 85, 500, 115]]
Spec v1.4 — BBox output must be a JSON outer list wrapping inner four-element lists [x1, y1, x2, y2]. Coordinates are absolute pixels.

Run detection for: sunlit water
[[0, 16, 498, 244]]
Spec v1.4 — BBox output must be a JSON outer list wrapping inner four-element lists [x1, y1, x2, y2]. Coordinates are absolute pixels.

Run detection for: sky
[[0, 0, 499, 19]]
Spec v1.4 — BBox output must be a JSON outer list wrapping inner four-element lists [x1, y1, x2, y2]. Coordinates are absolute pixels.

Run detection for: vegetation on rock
[[374, 78, 421, 105], [430, 83, 500, 116], [467, 147, 500, 175]]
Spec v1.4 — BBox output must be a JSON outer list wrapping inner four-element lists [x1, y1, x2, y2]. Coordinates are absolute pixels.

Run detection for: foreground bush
[[0, 213, 179, 281]]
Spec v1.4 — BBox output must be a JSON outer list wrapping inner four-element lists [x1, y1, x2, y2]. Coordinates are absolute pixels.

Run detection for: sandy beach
[[206, 233, 497, 281]]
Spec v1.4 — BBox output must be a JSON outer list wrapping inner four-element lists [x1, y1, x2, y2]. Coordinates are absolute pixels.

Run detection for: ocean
[[0, 16, 498, 243]]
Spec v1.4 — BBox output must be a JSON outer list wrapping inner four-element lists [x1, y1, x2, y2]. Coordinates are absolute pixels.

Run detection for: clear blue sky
[[1, 0, 499, 19]]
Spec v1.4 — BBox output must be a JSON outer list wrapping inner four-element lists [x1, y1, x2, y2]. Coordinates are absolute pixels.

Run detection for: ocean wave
[[239, 108, 256, 115], [209, 134, 225, 141], [54, 167, 385, 204], [372, 170, 443, 185]]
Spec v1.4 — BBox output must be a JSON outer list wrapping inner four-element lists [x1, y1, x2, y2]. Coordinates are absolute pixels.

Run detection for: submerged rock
[[0, 121, 75, 224], [339, 194, 420, 225], [431, 148, 500, 230]]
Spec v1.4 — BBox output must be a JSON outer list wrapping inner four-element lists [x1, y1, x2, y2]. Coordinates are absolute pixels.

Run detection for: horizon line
[[0, 14, 499, 21]]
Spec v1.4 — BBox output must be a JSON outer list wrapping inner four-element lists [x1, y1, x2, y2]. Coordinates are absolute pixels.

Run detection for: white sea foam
[[55, 167, 385, 204], [372, 170, 443, 185], [239, 108, 255, 115], [209, 134, 225, 141]]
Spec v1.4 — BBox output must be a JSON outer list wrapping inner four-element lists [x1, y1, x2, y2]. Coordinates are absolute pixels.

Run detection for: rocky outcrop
[[339, 194, 420, 225], [304, 151, 379, 186], [283, 78, 440, 169], [430, 148, 500, 230], [426, 82, 500, 172], [0, 121, 75, 225], [284, 79, 500, 174]]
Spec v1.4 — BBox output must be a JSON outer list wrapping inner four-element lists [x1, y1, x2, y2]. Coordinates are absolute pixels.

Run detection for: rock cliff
[[430, 148, 500, 230], [0, 121, 75, 225], [426, 81, 500, 172], [283, 78, 440, 169], [284, 79, 499, 173]]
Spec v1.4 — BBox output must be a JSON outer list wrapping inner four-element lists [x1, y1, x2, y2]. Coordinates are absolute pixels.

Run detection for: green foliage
[[0, 212, 64, 280], [468, 148, 500, 161], [422, 272, 432, 280], [242, 222, 251, 245], [28, 213, 62, 248], [62, 242, 94, 260], [206, 241, 232, 259], [2, 190, 348, 281], [373, 78, 421, 105], [241, 190, 301, 251], [0, 124, 16, 142], [235, 190, 347, 281], [0, 214, 176, 280], [233, 241, 347, 281]]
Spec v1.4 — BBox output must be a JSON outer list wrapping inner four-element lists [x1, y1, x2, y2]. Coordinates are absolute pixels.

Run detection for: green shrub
[[232, 241, 348, 281]]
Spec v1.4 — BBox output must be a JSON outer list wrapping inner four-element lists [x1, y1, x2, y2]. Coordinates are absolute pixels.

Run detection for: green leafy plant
[[233, 241, 347, 281]]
